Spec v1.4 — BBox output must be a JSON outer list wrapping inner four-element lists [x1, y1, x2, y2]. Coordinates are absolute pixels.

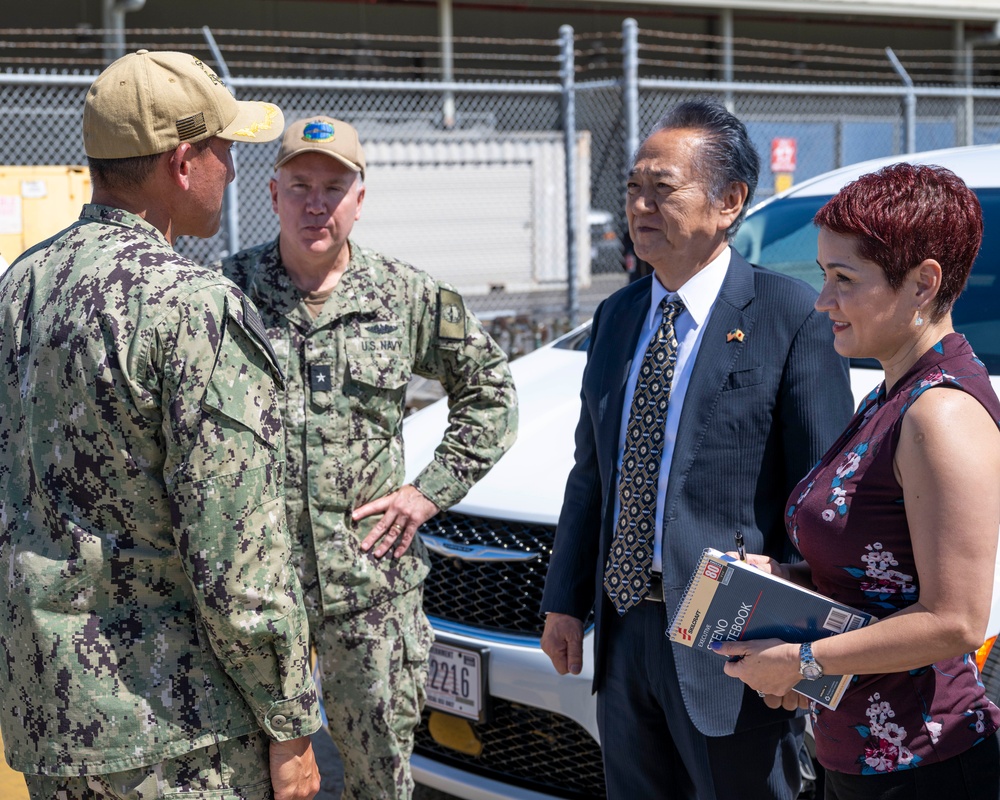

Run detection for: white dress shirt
[[613, 247, 731, 573]]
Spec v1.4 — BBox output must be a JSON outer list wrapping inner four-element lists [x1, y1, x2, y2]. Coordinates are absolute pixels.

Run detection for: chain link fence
[[5, 21, 1000, 346]]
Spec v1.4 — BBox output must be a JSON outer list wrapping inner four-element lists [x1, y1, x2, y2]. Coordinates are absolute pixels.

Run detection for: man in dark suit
[[540, 100, 854, 798]]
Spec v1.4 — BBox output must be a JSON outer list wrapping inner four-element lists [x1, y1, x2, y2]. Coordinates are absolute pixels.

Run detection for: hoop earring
[[915, 309, 924, 327]]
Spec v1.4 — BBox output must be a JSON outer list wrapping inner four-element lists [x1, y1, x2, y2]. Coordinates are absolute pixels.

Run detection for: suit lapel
[[664, 252, 756, 516], [599, 281, 650, 454]]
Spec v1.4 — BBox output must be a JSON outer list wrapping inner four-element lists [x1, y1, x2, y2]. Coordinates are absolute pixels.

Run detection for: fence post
[[885, 47, 917, 154], [102, 0, 146, 64], [965, 42, 976, 147], [560, 24, 578, 328], [623, 19, 639, 173], [720, 8, 734, 112], [439, 0, 456, 129], [202, 26, 241, 257]]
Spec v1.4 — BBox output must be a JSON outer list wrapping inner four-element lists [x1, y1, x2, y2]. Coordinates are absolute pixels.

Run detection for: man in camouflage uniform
[[219, 116, 518, 800], [0, 51, 323, 800]]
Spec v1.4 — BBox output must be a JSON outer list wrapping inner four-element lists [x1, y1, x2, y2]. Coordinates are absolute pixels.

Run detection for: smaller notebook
[[668, 547, 875, 710]]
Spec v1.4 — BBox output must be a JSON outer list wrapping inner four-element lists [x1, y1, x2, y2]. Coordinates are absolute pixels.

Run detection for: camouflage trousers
[[23, 732, 272, 799], [311, 584, 432, 800]]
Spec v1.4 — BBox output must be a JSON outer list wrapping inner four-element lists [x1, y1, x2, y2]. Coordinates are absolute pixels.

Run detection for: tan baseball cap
[[83, 49, 284, 159], [273, 116, 366, 178]]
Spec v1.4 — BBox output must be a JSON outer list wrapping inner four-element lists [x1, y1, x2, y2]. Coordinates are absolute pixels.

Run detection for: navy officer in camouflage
[[0, 51, 323, 800], [219, 116, 518, 800]]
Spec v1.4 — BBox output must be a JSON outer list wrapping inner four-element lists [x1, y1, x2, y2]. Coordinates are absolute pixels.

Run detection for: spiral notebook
[[668, 547, 874, 710]]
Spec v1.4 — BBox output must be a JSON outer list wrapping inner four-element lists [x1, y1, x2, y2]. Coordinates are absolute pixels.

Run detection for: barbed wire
[[0, 27, 556, 48], [2, 26, 1000, 86], [222, 61, 557, 79], [635, 27, 1000, 83], [639, 27, 997, 57]]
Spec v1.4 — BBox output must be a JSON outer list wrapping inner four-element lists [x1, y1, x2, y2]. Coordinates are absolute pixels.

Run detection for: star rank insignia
[[310, 364, 332, 390]]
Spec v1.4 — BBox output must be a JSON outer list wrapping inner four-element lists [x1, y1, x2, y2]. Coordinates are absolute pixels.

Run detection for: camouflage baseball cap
[[83, 49, 284, 159], [273, 116, 366, 178]]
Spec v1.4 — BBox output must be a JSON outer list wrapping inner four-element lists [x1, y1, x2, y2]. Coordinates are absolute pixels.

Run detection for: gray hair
[[641, 98, 760, 238]]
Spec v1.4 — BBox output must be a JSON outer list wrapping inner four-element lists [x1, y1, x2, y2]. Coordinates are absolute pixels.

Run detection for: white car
[[404, 143, 1000, 800]]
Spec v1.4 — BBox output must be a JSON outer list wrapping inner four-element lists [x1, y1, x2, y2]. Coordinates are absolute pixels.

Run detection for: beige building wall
[[0, 730, 29, 800], [0, 166, 91, 265]]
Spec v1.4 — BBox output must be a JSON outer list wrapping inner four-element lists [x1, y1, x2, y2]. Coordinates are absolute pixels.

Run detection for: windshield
[[553, 324, 592, 352], [733, 189, 1000, 373]]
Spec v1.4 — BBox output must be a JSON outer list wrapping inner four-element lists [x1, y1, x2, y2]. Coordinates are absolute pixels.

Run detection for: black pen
[[729, 531, 747, 663]]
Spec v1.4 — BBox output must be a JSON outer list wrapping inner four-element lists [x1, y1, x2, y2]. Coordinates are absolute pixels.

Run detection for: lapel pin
[[726, 328, 745, 343]]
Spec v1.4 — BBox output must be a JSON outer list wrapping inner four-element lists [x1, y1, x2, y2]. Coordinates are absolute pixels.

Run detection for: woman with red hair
[[715, 162, 1000, 798]]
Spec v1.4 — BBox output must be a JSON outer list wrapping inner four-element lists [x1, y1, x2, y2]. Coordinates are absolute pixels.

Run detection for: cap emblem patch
[[302, 121, 336, 143]]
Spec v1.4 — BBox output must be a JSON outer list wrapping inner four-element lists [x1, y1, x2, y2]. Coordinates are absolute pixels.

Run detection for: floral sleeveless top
[[786, 333, 1000, 774]]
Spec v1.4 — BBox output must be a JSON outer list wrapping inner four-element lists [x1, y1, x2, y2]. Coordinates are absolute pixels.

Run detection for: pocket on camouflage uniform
[[390, 590, 433, 741], [344, 339, 410, 440], [18, 517, 104, 612], [202, 308, 283, 455]]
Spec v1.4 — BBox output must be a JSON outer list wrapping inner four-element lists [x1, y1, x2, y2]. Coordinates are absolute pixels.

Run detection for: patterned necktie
[[604, 298, 685, 615]]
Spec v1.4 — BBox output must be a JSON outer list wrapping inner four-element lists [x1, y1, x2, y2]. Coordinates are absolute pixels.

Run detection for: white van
[[404, 143, 1000, 800]]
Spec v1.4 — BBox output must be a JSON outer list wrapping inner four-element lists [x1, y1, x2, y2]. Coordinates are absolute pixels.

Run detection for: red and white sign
[[771, 137, 797, 173]]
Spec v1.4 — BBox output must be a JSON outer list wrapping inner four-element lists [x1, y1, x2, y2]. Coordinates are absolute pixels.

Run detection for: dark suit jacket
[[540, 250, 853, 737]]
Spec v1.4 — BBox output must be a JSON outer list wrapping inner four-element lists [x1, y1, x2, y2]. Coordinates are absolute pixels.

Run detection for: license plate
[[425, 640, 487, 721]]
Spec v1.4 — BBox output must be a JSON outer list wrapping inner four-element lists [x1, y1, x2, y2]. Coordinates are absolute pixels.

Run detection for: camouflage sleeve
[[411, 283, 518, 510], [151, 287, 321, 741]]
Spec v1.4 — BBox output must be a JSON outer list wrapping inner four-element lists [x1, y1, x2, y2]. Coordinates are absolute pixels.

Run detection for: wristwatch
[[799, 642, 824, 681]]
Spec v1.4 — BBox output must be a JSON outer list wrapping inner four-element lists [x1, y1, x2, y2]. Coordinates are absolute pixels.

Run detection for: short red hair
[[813, 162, 982, 319]]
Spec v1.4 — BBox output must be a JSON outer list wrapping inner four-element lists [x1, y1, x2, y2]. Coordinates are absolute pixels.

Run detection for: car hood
[[752, 143, 1000, 206], [403, 330, 1000, 529], [403, 344, 586, 526]]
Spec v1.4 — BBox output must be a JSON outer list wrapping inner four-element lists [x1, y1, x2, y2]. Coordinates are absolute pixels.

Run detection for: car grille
[[415, 699, 607, 798], [419, 511, 557, 636]]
